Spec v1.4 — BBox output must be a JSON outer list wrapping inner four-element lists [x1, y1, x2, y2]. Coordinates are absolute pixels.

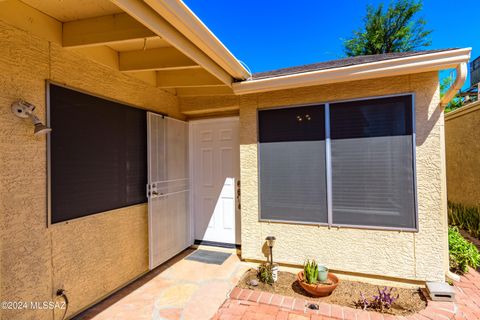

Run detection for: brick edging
[[228, 287, 458, 320]]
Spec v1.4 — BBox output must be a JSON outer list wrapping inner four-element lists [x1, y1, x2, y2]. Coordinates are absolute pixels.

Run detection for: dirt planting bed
[[236, 269, 427, 316]]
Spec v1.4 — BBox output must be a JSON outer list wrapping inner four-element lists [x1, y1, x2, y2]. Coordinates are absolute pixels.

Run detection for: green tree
[[344, 0, 432, 56]]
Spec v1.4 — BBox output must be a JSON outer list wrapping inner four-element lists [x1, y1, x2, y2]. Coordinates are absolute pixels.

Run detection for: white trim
[[188, 116, 240, 124], [325, 103, 333, 225], [188, 121, 195, 245], [143, 0, 250, 80], [233, 48, 471, 95], [189, 116, 240, 244], [440, 62, 468, 106]]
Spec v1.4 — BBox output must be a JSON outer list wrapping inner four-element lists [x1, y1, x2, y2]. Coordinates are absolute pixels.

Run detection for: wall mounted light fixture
[[11, 100, 52, 135]]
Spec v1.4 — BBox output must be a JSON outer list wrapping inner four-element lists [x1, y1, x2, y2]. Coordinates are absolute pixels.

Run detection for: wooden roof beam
[[119, 47, 199, 72], [63, 13, 156, 48], [156, 69, 224, 88]]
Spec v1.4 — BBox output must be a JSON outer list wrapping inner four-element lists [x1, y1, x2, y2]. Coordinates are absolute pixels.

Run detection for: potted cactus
[[304, 259, 319, 284], [297, 259, 339, 297]]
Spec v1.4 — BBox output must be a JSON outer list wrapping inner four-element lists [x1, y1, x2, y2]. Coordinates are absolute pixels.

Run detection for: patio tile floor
[[73, 247, 249, 320], [213, 268, 480, 320]]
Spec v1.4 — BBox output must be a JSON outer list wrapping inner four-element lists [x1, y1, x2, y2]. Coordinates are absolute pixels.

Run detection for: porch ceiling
[[13, 0, 238, 96], [21, 0, 123, 22]]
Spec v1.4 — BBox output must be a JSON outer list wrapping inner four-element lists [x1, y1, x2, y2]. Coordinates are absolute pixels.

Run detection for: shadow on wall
[[415, 84, 442, 146]]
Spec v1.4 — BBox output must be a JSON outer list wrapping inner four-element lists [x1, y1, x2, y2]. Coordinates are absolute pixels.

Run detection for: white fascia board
[[233, 48, 472, 95], [144, 0, 251, 80]]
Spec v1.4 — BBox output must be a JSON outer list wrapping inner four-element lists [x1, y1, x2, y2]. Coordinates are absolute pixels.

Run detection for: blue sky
[[185, 0, 478, 86]]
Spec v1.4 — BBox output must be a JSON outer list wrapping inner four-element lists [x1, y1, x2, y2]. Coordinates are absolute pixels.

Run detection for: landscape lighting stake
[[265, 236, 276, 265]]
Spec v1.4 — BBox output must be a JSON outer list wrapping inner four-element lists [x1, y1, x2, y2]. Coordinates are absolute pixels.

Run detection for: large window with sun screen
[[258, 94, 417, 230], [48, 83, 148, 224], [258, 105, 328, 224]]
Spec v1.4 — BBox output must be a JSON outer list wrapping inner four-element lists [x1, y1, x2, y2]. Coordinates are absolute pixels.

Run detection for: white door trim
[[189, 116, 240, 245], [189, 116, 240, 124]]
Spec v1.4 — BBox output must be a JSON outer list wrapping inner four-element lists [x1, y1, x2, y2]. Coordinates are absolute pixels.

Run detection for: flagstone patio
[[73, 247, 250, 320]]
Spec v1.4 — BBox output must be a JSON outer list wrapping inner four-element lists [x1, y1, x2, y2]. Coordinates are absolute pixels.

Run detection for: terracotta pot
[[297, 271, 339, 297]]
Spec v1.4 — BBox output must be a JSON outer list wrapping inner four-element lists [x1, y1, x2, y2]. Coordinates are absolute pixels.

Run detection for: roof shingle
[[251, 49, 457, 80]]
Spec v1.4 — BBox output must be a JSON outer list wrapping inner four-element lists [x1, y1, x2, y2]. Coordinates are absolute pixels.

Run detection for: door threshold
[[194, 239, 240, 249]]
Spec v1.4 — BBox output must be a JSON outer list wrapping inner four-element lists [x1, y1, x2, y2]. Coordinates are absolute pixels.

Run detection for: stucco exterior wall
[[0, 20, 180, 320], [239, 72, 448, 282], [445, 101, 480, 207]]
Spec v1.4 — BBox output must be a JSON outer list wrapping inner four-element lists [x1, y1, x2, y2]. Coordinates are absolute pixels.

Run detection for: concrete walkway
[[74, 247, 249, 320], [213, 268, 480, 320]]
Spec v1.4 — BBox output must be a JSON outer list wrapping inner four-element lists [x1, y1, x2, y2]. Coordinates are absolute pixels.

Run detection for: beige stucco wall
[[0, 20, 181, 320], [238, 72, 448, 282], [445, 101, 480, 207]]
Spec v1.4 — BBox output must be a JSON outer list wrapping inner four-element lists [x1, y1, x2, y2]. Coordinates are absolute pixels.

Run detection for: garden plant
[[449, 226, 480, 274]]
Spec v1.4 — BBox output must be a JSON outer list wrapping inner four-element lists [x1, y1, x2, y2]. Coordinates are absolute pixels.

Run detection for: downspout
[[440, 62, 468, 107]]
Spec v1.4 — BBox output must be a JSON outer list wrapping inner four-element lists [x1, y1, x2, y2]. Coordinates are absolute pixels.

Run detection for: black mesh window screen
[[49, 84, 147, 224], [257, 95, 416, 229], [258, 105, 328, 223], [330, 95, 416, 229]]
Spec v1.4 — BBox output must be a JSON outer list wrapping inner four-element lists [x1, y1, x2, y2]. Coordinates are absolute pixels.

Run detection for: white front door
[[191, 117, 240, 245]]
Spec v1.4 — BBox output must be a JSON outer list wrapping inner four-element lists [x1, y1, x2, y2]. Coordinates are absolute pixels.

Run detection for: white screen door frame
[[147, 112, 191, 270], [190, 117, 240, 246]]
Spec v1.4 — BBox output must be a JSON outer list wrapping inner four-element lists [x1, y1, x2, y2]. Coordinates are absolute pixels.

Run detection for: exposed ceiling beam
[[157, 69, 224, 88], [176, 86, 234, 96], [63, 12, 156, 48], [119, 47, 198, 72], [73, 46, 119, 70], [0, 0, 62, 44], [111, 0, 233, 86]]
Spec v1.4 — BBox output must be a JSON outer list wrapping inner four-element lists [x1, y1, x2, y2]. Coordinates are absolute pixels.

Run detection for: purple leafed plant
[[355, 292, 370, 310], [355, 287, 399, 312]]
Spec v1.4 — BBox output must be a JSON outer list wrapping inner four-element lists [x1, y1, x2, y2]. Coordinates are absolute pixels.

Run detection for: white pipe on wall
[[440, 62, 468, 107]]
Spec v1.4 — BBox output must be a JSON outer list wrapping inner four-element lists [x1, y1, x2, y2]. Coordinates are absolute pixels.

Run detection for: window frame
[[46, 81, 164, 227], [257, 93, 418, 232]]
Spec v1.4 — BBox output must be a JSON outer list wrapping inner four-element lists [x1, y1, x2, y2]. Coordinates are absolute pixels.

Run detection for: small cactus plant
[[303, 259, 319, 284]]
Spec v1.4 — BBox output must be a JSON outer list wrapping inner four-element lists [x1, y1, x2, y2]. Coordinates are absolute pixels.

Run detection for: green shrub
[[304, 259, 319, 284], [448, 202, 480, 238], [257, 263, 274, 285], [449, 226, 480, 274]]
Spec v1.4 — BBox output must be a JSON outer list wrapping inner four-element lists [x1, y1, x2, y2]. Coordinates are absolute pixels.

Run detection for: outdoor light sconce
[[11, 99, 52, 135], [265, 236, 276, 264]]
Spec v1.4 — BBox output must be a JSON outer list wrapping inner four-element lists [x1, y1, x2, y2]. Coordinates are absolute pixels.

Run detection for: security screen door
[[147, 112, 190, 269]]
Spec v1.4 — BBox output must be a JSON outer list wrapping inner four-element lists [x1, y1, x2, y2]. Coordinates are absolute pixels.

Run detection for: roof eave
[[232, 48, 472, 95], [144, 0, 251, 80]]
